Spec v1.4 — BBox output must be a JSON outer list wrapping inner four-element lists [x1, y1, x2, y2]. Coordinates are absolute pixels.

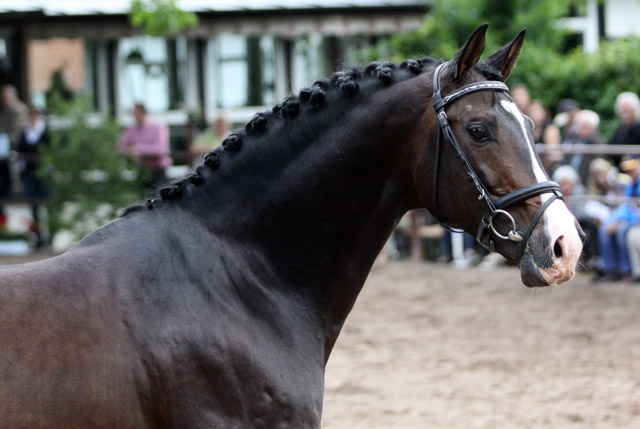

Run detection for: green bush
[[376, 0, 640, 141], [383, 0, 569, 61], [511, 37, 640, 138], [38, 96, 150, 241], [129, 0, 199, 37]]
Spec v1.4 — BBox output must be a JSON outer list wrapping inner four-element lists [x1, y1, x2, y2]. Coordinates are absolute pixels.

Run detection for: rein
[[431, 62, 563, 263]]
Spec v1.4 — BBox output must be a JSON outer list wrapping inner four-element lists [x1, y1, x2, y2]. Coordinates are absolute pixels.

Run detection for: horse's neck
[[211, 122, 407, 269], [203, 101, 418, 353]]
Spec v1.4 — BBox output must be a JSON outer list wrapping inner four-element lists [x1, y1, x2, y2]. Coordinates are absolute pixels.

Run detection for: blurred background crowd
[[388, 86, 640, 284]]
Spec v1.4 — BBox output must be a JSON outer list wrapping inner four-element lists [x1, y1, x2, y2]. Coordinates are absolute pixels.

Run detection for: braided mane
[[120, 58, 502, 217]]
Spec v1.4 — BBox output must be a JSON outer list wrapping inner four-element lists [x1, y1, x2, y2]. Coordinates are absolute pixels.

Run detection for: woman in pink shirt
[[118, 103, 172, 188]]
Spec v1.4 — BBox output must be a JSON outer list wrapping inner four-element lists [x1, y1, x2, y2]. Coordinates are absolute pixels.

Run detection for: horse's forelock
[[475, 61, 504, 82]]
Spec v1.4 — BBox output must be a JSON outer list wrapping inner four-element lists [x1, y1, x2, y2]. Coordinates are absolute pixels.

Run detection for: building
[[0, 0, 428, 150], [2, 0, 633, 149], [561, 0, 640, 53]]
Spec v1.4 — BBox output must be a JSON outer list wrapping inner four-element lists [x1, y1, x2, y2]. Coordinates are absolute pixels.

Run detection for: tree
[[129, 0, 199, 37], [378, 0, 640, 137], [386, 0, 571, 61]]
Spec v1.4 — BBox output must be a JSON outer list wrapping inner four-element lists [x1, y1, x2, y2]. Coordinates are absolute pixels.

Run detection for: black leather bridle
[[431, 62, 563, 263]]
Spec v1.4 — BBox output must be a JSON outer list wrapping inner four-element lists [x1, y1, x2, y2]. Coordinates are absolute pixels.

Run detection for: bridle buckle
[[508, 230, 524, 242], [437, 111, 448, 128], [488, 209, 523, 242]]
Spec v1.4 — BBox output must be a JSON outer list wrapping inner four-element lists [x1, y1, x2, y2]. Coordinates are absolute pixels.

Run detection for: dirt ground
[[3, 253, 640, 428], [322, 261, 640, 429]]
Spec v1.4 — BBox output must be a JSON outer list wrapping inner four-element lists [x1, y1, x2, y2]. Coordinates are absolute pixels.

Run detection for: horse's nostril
[[553, 236, 564, 259]]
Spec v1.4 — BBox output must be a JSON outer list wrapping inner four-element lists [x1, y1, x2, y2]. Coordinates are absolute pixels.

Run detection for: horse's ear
[[486, 28, 526, 82], [450, 23, 488, 81]]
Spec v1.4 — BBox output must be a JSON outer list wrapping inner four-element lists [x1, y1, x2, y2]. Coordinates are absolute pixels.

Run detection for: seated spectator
[[118, 103, 172, 189], [593, 158, 640, 281], [191, 115, 231, 160], [527, 99, 561, 173], [626, 225, 640, 282], [553, 98, 580, 139], [511, 84, 531, 113], [16, 108, 50, 247], [561, 109, 606, 186], [609, 92, 640, 167], [586, 158, 614, 197], [552, 166, 593, 258]]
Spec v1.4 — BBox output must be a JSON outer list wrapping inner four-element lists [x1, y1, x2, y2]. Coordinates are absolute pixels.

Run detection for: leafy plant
[[509, 37, 640, 138], [129, 0, 199, 37], [381, 0, 571, 61], [38, 94, 150, 241], [375, 0, 640, 140]]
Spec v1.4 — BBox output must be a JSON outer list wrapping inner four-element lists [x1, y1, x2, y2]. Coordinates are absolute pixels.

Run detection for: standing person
[[118, 103, 172, 189], [0, 84, 29, 145], [16, 108, 50, 247], [594, 158, 640, 282], [609, 92, 640, 167], [0, 84, 28, 199]]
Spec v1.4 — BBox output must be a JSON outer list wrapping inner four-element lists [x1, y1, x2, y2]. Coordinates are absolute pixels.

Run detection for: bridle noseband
[[431, 62, 563, 263]]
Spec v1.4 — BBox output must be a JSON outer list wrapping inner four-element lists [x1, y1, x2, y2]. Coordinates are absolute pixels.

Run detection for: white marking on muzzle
[[499, 100, 582, 281]]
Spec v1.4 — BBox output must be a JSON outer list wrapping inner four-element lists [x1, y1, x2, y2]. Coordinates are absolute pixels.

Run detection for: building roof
[[0, 0, 427, 16]]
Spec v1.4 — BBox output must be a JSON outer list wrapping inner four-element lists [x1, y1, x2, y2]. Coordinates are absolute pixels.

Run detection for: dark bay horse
[[0, 25, 583, 427]]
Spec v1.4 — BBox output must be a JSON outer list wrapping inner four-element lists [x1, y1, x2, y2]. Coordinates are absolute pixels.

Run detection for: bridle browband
[[431, 62, 563, 264]]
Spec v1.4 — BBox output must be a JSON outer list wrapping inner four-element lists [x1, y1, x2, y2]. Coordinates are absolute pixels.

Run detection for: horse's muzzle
[[518, 209, 583, 287], [519, 252, 550, 287]]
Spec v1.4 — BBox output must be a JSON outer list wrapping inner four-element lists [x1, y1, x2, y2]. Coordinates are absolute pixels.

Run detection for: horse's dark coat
[[0, 25, 576, 427]]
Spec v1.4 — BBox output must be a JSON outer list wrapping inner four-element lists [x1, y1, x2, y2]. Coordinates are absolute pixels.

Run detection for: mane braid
[[278, 96, 300, 119], [145, 57, 440, 206], [222, 134, 242, 152], [204, 150, 221, 168], [187, 170, 205, 186], [309, 87, 326, 108], [160, 181, 184, 200]]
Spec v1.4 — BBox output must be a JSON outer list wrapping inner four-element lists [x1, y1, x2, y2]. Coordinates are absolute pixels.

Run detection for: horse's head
[[417, 24, 583, 287]]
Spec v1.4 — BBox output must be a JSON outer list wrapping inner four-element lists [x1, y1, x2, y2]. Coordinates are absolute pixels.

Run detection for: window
[[291, 34, 323, 93], [215, 34, 248, 108], [118, 36, 187, 113], [211, 34, 277, 109]]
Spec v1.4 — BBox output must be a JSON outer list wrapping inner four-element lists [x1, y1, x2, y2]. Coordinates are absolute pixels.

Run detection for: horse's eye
[[468, 125, 490, 142]]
